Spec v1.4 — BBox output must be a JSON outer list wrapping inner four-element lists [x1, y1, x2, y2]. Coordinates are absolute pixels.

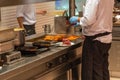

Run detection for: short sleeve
[[16, 5, 25, 17]]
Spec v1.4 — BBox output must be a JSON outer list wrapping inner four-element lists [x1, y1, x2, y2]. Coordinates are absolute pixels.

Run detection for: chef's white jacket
[[16, 4, 36, 25], [80, 0, 114, 43]]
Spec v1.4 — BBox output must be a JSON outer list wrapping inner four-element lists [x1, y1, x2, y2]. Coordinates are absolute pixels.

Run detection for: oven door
[[34, 64, 68, 80], [30, 58, 81, 80]]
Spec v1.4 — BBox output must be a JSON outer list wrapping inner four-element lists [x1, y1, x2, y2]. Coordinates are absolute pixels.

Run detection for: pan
[[32, 41, 51, 48], [17, 46, 38, 56]]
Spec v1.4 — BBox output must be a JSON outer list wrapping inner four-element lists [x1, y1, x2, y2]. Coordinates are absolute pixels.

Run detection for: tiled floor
[[109, 41, 120, 72], [109, 40, 120, 80]]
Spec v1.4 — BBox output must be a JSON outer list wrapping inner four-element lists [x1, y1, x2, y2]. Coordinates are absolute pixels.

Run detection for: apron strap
[[85, 32, 111, 40]]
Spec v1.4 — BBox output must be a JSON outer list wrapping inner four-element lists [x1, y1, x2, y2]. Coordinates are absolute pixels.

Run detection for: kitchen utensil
[[18, 46, 38, 56], [42, 24, 51, 34], [14, 28, 25, 47], [32, 41, 51, 48]]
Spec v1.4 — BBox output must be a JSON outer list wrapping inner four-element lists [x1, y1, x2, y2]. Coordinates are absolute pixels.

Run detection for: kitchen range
[[0, 30, 83, 80], [0, 0, 83, 79]]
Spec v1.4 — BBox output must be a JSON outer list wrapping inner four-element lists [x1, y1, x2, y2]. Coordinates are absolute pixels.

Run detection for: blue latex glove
[[74, 22, 80, 27], [69, 16, 79, 25]]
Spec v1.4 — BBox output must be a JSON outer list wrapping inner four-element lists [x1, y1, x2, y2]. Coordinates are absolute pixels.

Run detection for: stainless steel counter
[[0, 34, 83, 80]]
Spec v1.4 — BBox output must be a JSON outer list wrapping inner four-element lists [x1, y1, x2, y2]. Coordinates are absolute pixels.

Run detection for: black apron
[[82, 32, 111, 80], [23, 24, 36, 36]]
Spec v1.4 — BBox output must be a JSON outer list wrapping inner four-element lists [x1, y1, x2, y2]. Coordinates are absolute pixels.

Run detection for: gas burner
[[15, 45, 50, 57]]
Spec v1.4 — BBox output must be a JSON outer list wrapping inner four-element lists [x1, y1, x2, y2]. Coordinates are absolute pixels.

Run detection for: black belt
[[85, 32, 111, 40]]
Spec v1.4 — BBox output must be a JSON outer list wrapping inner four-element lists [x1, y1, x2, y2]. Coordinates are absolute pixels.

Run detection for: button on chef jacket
[[80, 0, 114, 43], [16, 4, 36, 25]]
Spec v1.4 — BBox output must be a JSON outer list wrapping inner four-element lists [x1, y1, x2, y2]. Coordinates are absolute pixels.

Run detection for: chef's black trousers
[[81, 39, 111, 80], [23, 24, 36, 36]]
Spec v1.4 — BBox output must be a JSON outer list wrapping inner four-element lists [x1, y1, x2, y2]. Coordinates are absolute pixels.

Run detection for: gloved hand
[[69, 16, 79, 25], [74, 22, 80, 27]]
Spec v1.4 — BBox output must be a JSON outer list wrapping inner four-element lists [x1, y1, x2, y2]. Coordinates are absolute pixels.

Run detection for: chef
[[69, 0, 114, 80], [16, 4, 47, 36]]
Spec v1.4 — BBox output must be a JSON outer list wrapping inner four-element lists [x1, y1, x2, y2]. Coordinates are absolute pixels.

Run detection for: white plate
[[55, 42, 75, 46]]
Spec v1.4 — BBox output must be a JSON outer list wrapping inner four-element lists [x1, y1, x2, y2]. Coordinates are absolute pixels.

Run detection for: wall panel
[[0, 1, 55, 34]]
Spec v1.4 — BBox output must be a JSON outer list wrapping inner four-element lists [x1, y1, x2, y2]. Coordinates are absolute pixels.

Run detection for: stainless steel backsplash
[[54, 16, 67, 34]]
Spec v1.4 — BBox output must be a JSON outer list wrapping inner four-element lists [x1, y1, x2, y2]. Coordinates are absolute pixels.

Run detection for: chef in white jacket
[[69, 0, 114, 80], [16, 4, 46, 36]]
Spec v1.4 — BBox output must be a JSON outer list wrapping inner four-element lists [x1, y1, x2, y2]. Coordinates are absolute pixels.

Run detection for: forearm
[[36, 10, 47, 15], [17, 17, 24, 28], [78, 17, 80, 22]]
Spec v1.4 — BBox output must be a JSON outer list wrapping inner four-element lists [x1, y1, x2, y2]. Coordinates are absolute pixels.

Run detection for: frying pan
[[32, 41, 51, 48], [17, 46, 38, 56]]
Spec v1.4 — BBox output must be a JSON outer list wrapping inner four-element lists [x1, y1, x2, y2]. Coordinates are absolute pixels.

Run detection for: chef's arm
[[36, 10, 47, 15], [17, 17, 24, 28], [78, 17, 80, 22], [69, 16, 80, 26]]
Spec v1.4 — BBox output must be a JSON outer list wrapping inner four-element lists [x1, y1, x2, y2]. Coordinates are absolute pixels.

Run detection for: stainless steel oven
[[29, 47, 82, 80]]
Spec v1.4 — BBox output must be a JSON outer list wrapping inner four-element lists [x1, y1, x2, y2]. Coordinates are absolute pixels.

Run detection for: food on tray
[[43, 34, 79, 41], [66, 35, 79, 41], [44, 35, 55, 41], [54, 35, 63, 41], [62, 38, 71, 45], [44, 34, 66, 41], [55, 42, 75, 46]]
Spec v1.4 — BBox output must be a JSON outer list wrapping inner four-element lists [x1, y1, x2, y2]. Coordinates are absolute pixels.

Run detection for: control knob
[[46, 62, 53, 68]]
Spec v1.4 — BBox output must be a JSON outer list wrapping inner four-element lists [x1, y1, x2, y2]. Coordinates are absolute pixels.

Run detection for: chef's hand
[[69, 16, 80, 26], [40, 10, 47, 15], [37, 10, 47, 15], [75, 22, 80, 27]]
